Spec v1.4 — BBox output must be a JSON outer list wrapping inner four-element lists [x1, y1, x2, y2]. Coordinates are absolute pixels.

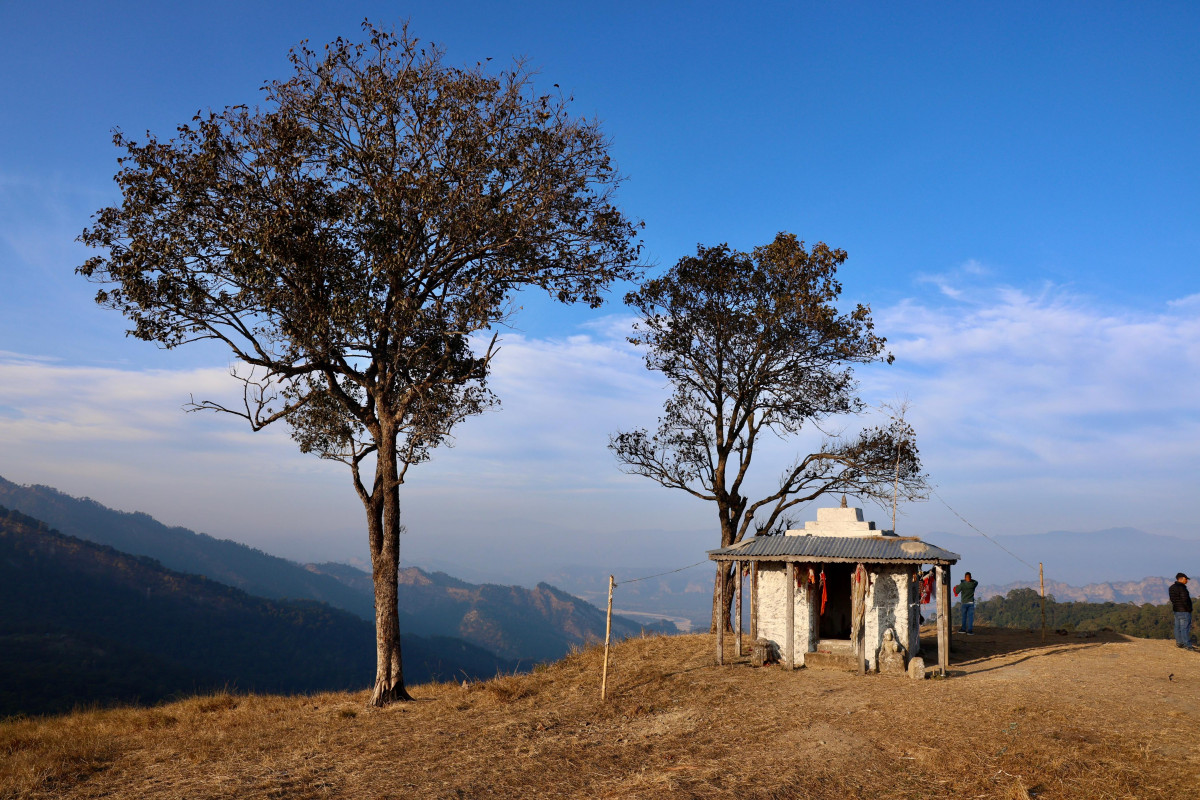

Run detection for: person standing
[[1169, 572, 1193, 650], [955, 572, 979, 635]]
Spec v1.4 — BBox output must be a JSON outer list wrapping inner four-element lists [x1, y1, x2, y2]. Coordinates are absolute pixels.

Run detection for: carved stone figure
[[876, 628, 908, 675]]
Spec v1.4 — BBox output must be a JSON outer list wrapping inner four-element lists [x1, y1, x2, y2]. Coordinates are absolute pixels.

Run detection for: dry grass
[[3, 627, 1199, 799]]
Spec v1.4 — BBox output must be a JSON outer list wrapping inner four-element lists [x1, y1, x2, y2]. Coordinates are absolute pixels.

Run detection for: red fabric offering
[[920, 574, 934, 604], [819, 570, 827, 615]]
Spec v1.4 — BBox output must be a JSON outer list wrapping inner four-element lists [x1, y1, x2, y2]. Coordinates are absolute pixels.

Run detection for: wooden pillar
[[936, 564, 951, 676], [945, 566, 953, 654], [750, 562, 759, 641], [856, 563, 867, 676], [735, 560, 743, 657], [716, 561, 725, 666], [785, 561, 795, 670]]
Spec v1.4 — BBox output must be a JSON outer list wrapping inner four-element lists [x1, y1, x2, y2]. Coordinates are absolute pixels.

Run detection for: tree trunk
[[709, 511, 739, 633], [366, 426, 412, 706], [369, 537, 409, 705], [710, 562, 737, 633]]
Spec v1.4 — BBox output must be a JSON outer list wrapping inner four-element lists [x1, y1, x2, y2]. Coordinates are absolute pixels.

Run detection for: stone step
[[804, 651, 860, 671]]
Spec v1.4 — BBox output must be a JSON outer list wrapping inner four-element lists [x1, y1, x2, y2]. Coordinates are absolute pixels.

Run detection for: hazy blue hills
[[0, 507, 514, 717], [929, 527, 1199, 586], [0, 476, 374, 620], [975, 575, 1177, 606], [308, 563, 676, 663], [544, 526, 1200, 631], [0, 476, 674, 670]]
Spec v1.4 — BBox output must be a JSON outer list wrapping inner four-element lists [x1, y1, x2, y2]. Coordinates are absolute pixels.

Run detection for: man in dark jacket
[[1169, 573, 1193, 649]]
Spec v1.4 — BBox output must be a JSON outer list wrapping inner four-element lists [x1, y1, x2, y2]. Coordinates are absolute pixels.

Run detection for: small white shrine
[[708, 501, 960, 675]]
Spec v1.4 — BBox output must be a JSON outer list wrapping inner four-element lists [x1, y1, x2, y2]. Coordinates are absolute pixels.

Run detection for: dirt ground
[[3, 627, 1199, 799]]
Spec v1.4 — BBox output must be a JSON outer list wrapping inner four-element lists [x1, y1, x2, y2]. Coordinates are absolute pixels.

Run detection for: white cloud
[[865, 283, 1200, 537], [0, 333, 696, 567], [2, 279, 1198, 577], [913, 259, 995, 301], [1168, 292, 1200, 310]]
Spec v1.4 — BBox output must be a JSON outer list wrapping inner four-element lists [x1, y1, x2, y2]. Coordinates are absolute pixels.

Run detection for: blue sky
[[1, 2, 1198, 582]]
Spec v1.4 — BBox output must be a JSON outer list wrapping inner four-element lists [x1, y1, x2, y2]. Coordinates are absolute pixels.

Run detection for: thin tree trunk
[[711, 564, 724, 633], [710, 563, 737, 633], [367, 426, 412, 706]]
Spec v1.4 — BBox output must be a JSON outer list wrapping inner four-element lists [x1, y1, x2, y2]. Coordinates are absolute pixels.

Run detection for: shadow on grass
[[922, 626, 1135, 674], [610, 663, 714, 696]]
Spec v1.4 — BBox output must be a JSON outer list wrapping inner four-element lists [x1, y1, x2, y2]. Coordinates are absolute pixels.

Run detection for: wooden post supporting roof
[[716, 565, 725, 666], [785, 562, 795, 670], [750, 562, 758, 642], [855, 563, 867, 675], [936, 565, 950, 677], [735, 560, 743, 657]]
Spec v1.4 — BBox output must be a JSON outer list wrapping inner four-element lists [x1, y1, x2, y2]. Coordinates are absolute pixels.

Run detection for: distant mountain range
[[299, 561, 675, 662], [546, 526, 1200, 630], [0, 476, 673, 677], [926, 528, 1198, 587], [0, 506, 512, 717], [975, 575, 1176, 606], [546, 563, 716, 631], [0, 476, 375, 618]]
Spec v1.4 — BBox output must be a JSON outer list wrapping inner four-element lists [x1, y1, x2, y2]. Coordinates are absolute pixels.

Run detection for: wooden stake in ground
[[1040, 562, 1046, 643], [601, 575, 615, 701]]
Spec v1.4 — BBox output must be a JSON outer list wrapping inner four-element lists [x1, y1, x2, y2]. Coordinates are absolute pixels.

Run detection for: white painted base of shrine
[[756, 563, 922, 670]]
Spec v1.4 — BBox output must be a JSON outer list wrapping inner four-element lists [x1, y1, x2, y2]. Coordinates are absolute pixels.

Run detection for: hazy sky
[[1, 2, 1198, 583]]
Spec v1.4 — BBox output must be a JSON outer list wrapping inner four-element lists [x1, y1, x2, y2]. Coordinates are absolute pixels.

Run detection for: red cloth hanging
[[819, 569, 827, 615], [920, 573, 934, 604]]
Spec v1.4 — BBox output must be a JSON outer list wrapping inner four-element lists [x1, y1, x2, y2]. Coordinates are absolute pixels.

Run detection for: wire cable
[[617, 560, 710, 585], [932, 487, 1040, 573]]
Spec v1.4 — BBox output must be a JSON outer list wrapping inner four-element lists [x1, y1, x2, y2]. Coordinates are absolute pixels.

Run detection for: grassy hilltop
[[4, 628, 1199, 799]]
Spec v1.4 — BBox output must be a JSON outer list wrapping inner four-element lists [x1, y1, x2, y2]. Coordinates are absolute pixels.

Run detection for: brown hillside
[[3, 628, 1199, 799]]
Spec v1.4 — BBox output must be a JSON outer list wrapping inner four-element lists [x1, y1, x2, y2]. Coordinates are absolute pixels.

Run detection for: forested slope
[[0, 477, 376, 618], [958, 587, 1175, 638], [0, 478, 674, 667], [0, 507, 513, 716]]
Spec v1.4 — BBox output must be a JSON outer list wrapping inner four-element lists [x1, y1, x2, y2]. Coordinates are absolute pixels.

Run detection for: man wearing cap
[[1170, 573, 1193, 650]]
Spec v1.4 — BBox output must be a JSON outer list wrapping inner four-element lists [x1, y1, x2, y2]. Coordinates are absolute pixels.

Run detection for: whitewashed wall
[[756, 563, 819, 664], [863, 566, 921, 670], [755, 562, 924, 670]]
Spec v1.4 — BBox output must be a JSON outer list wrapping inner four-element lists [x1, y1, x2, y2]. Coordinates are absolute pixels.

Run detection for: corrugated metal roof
[[707, 534, 959, 564]]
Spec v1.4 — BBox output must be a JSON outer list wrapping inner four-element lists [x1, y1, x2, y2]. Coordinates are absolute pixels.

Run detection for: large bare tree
[[79, 24, 641, 705], [609, 234, 924, 632]]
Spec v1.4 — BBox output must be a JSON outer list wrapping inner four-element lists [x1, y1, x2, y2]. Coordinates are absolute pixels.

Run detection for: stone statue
[[876, 628, 907, 675]]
